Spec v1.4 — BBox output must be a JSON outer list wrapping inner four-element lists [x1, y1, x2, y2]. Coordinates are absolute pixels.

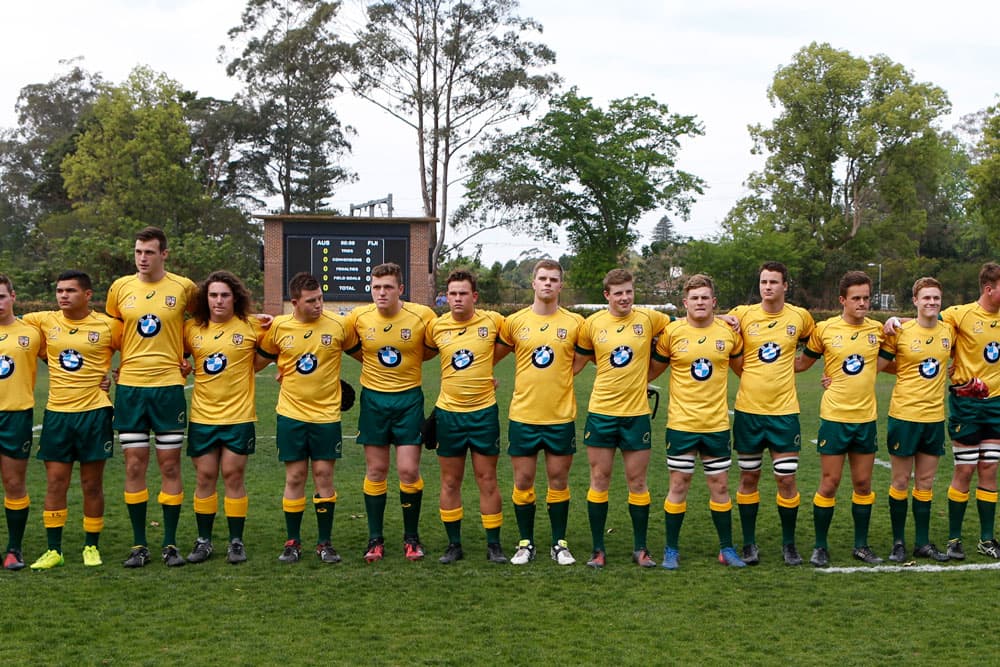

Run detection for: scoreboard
[[284, 222, 410, 301]]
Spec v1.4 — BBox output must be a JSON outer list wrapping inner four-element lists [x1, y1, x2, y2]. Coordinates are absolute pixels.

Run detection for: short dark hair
[[0, 273, 13, 294], [759, 261, 788, 284], [839, 270, 872, 297], [371, 262, 403, 286], [56, 269, 92, 291], [136, 226, 168, 252], [603, 268, 633, 291], [446, 269, 477, 292], [288, 272, 320, 300], [532, 259, 563, 279], [194, 270, 253, 325], [683, 273, 715, 296], [980, 263, 1000, 288]]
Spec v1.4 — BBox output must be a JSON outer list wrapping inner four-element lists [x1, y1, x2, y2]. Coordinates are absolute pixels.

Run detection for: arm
[[493, 341, 512, 365], [730, 354, 744, 377], [254, 352, 273, 373], [795, 352, 818, 373], [573, 351, 593, 375], [649, 358, 668, 382]]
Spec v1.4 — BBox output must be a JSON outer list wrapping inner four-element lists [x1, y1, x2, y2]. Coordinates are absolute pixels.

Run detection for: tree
[[225, 0, 354, 213], [970, 100, 1000, 244], [350, 0, 559, 286], [459, 88, 704, 298]]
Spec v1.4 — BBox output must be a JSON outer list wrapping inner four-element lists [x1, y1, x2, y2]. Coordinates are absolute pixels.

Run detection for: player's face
[[0, 284, 14, 324], [983, 281, 1000, 311], [206, 281, 235, 323], [532, 268, 563, 304], [56, 279, 92, 318], [447, 280, 478, 321], [913, 286, 941, 320], [759, 270, 787, 306], [604, 281, 634, 318], [134, 239, 167, 280], [292, 287, 324, 322], [839, 283, 870, 324], [683, 286, 716, 324], [371, 275, 402, 312]]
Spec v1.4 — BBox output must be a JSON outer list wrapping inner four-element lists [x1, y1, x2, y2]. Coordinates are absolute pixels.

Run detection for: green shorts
[[584, 413, 652, 451], [508, 420, 577, 457], [816, 419, 877, 455], [732, 411, 801, 454], [666, 428, 731, 458], [276, 415, 342, 462], [113, 384, 187, 434], [948, 395, 1000, 445], [187, 422, 256, 457], [0, 408, 34, 459], [435, 405, 500, 458], [886, 417, 945, 458], [38, 407, 114, 463], [358, 387, 423, 446]]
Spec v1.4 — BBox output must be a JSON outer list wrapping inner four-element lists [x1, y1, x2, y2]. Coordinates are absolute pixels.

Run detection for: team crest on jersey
[[691, 357, 713, 381], [18, 336, 30, 348], [0, 355, 14, 379], [597, 329, 608, 344], [842, 353, 864, 376], [868, 334, 877, 346], [715, 340, 725, 351], [786, 325, 797, 337], [321, 334, 332, 346], [942, 337, 951, 350], [138, 314, 162, 338], [985, 342, 1000, 364], [165, 295, 177, 308], [451, 349, 474, 370], [378, 345, 402, 367], [232, 333, 244, 345], [88, 331, 100, 344], [633, 324, 644, 336], [365, 327, 376, 341], [59, 349, 84, 372], [557, 328, 567, 340], [610, 345, 633, 368], [204, 352, 228, 375], [296, 352, 318, 374], [401, 329, 412, 341], [918, 358, 941, 379], [478, 327, 488, 338], [758, 342, 781, 363], [532, 345, 555, 368]]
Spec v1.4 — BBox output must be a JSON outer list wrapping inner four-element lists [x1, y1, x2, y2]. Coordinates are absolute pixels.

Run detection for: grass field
[[4, 354, 1000, 665]]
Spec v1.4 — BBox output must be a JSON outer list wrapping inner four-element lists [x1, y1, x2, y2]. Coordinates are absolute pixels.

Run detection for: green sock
[[514, 503, 536, 543], [977, 495, 996, 541], [948, 497, 967, 541], [195, 512, 215, 541], [851, 501, 872, 548], [912, 497, 931, 547], [400, 489, 423, 538], [127, 500, 148, 546], [889, 495, 907, 543], [778, 504, 798, 546], [813, 504, 835, 549], [5, 506, 29, 551], [364, 492, 387, 539], [444, 520, 462, 544], [46, 526, 63, 553], [711, 508, 734, 550], [588, 500, 608, 551], [664, 510, 685, 550], [284, 510, 304, 542], [547, 500, 569, 544], [485, 525, 501, 544], [227, 516, 246, 542], [161, 503, 181, 547], [315, 498, 335, 543], [628, 502, 650, 551], [84, 531, 100, 547], [738, 500, 758, 546]]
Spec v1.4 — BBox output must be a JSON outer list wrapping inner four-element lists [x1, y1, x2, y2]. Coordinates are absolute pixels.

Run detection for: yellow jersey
[[940, 302, 1000, 395], [0, 318, 44, 411], [344, 302, 436, 393], [184, 317, 265, 425], [803, 316, 884, 423], [879, 319, 953, 422], [426, 309, 504, 412]]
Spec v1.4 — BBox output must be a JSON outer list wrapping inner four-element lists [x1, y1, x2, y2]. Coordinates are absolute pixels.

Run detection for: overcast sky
[[2, 0, 998, 264]]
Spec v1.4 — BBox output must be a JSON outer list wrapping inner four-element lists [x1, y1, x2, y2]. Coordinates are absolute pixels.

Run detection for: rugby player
[[344, 262, 436, 562], [0, 274, 44, 570], [107, 226, 197, 568], [728, 262, 815, 566], [24, 271, 121, 569], [495, 259, 584, 566], [795, 271, 886, 567], [574, 268, 669, 568], [183, 271, 270, 564], [650, 274, 746, 569], [257, 272, 356, 563], [425, 270, 508, 564]]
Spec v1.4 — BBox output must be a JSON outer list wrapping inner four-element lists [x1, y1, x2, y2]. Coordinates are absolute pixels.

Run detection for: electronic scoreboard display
[[283, 222, 410, 301]]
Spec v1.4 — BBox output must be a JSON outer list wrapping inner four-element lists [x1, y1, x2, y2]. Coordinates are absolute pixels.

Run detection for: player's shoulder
[[557, 306, 585, 325], [402, 301, 435, 319], [108, 273, 139, 292], [163, 271, 196, 289]]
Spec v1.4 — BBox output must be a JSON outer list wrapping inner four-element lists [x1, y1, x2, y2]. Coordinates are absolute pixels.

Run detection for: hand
[[99, 374, 111, 393], [255, 313, 274, 330], [950, 377, 989, 399], [883, 316, 902, 334], [179, 358, 193, 378], [820, 375, 832, 390], [717, 314, 740, 334]]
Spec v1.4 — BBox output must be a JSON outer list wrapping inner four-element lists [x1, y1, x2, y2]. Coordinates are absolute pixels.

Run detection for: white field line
[[819, 562, 1000, 574]]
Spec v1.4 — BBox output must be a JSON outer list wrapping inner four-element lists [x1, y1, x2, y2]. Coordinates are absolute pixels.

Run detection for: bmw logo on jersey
[[138, 314, 162, 338], [985, 341, 1000, 364], [451, 349, 473, 371], [691, 357, 713, 381], [296, 353, 318, 374], [843, 353, 864, 376], [378, 346, 402, 367], [758, 342, 781, 363], [918, 358, 941, 379], [0, 355, 14, 379], [60, 349, 84, 372], [610, 345, 633, 368], [532, 345, 555, 369], [204, 352, 228, 375]]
